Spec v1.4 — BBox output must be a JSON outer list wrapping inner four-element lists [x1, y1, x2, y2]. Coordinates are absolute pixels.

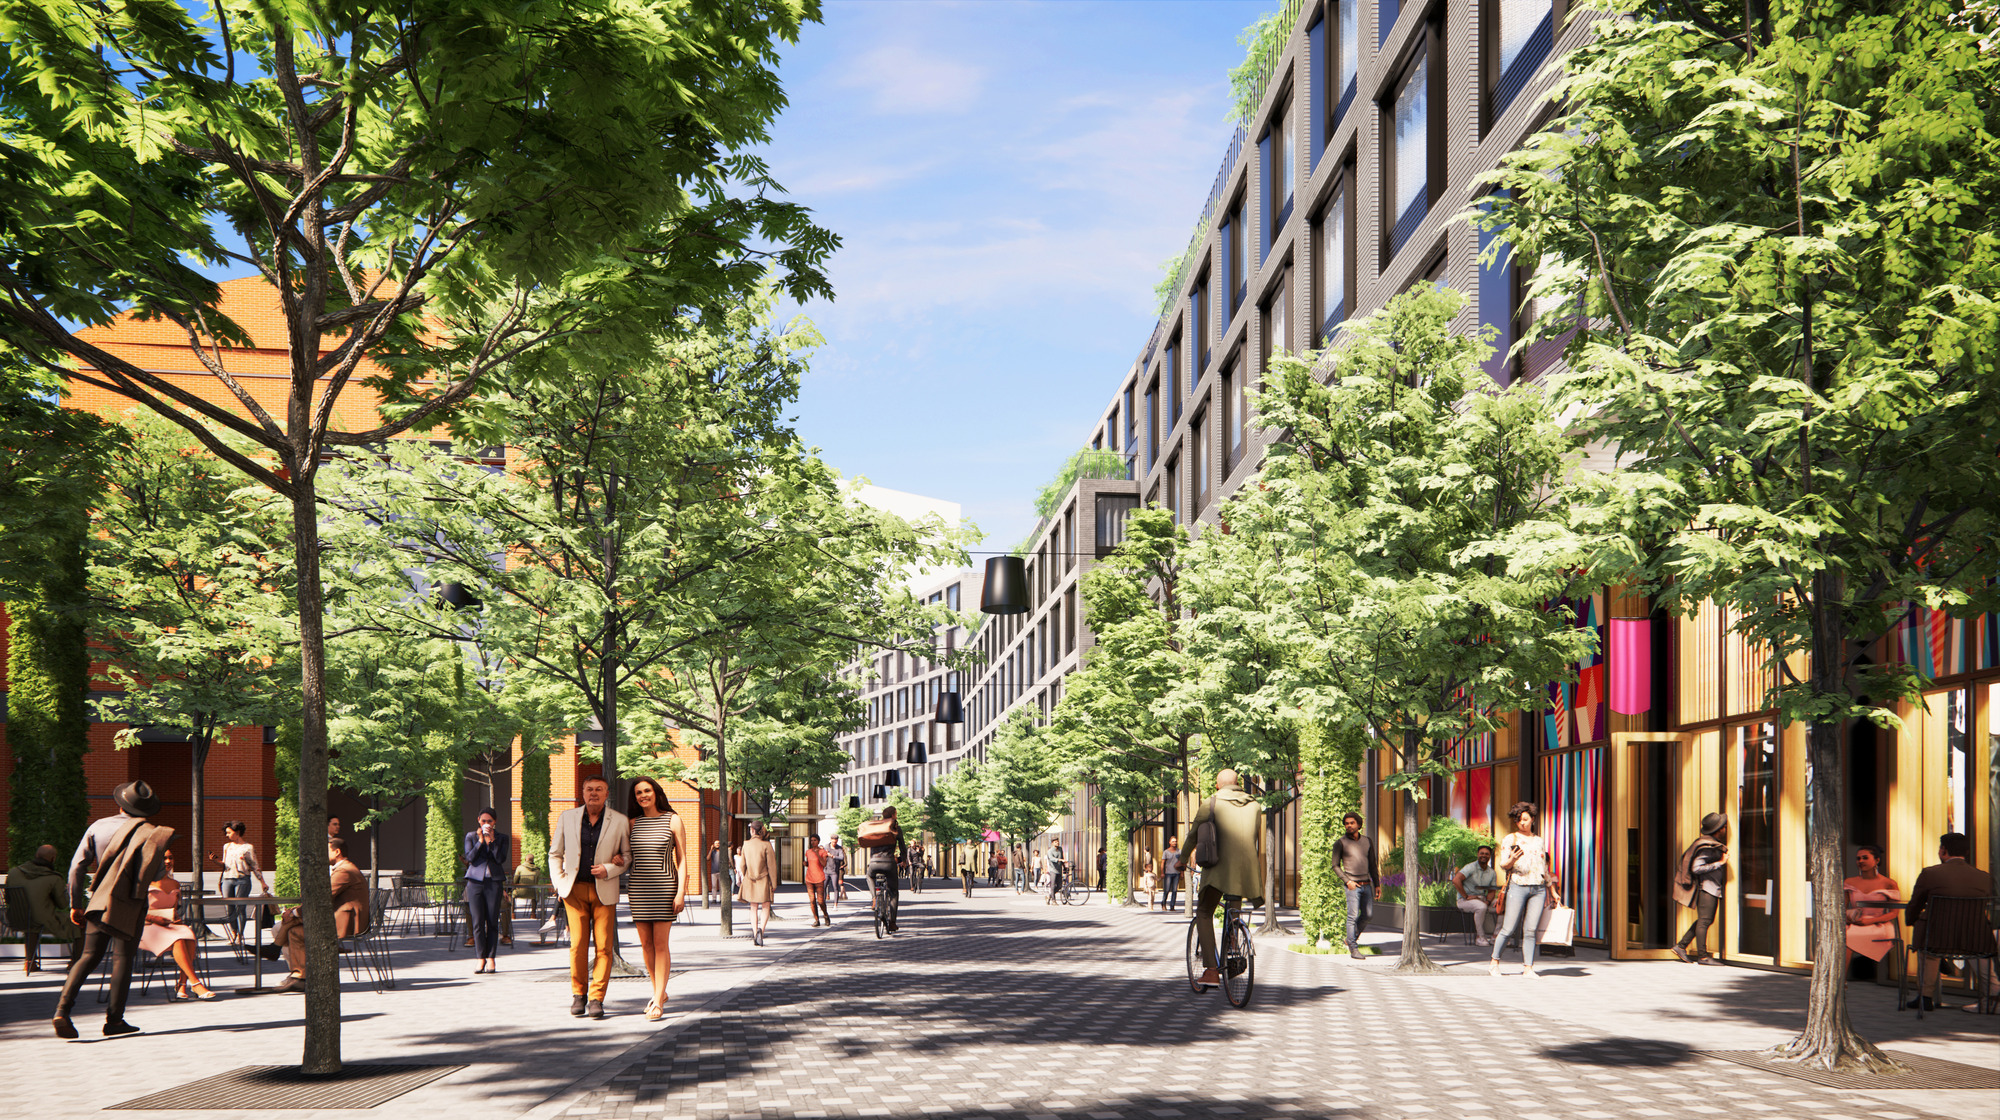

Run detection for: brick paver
[[550, 890, 1991, 1120]]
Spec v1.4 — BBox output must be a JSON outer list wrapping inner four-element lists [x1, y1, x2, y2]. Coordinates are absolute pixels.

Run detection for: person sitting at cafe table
[[1453, 845, 1502, 946], [266, 836, 370, 993], [1903, 831, 1994, 1012]]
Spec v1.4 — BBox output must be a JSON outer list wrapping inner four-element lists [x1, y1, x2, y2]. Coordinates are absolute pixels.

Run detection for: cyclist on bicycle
[[1180, 769, 1265, 986], [864, 806, 906, 933], [1044, 840, 1067, 905]]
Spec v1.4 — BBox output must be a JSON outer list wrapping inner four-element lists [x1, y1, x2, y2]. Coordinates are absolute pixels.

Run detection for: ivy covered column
[[1298, 722, 1364, 950], [4, 538, 91, 867]]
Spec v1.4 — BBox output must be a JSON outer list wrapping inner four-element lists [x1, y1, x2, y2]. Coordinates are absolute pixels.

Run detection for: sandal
[[189, 983, 218, 1001]]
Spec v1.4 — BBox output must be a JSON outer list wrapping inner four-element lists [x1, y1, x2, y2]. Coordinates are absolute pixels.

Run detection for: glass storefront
[[1732, 721, 1779, 961]]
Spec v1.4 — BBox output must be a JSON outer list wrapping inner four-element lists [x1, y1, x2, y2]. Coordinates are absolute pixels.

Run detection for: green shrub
[[1384, 815, 1495, 891]]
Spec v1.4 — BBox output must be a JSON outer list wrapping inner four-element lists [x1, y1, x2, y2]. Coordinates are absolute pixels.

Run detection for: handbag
[[1538, 903, 1576, 947], [1192, 798, 1221, 869]]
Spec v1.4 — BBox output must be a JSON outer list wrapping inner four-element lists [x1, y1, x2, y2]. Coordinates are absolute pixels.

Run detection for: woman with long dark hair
[[625, 777, 685, 1020], [1489, 801, 1561, 977], [464, 807, 510, 973]]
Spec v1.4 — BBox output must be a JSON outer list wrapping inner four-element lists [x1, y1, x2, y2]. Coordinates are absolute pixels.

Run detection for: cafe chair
[[1899, 895, 1998, 1019]]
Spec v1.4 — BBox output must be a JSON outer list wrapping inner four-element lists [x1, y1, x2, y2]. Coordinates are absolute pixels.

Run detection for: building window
[[1168, 335, 1184, 425], [1123, 386, 1136, 457], [1379, 0, 1400, 47], [1223, 355, 1247, 472], [1477, 190, 1515, 384], [1192, 273, 1210, 381], [1263, 266, 1291, 365], [1338, 0, 1359, 128], [1389, 56, 1428, 257], [1145, 378, 1159, 472], [1226, 196, 1247, 320], [1316, 176, 1351, 340], [1165, 454, 1181, 523], [946, 582, 960, 611], [1486, 0, 1556, 128], [1261, 94, 1294, 265], [1192, 412, 1210, 513]]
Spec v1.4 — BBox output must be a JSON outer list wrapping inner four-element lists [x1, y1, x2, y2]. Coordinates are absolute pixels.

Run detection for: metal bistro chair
[[337, 890, 396, 992], [1900, 895, 1999, 1019]]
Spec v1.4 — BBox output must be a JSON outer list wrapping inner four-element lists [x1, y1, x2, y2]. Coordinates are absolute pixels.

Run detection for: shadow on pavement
[[1542, 1038, 1696, 1067]]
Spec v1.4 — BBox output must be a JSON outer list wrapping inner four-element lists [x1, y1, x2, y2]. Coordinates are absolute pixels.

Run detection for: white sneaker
[[1474, 937, 1491, 946]]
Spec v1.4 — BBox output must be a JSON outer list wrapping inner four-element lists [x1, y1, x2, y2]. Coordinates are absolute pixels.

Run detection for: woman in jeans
[[1490, 800, 1561, 977], [215, 821, 272, 945]]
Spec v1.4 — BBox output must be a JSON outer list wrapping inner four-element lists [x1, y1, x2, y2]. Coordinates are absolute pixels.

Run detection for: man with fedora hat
[[54, 779, 175, 1038]]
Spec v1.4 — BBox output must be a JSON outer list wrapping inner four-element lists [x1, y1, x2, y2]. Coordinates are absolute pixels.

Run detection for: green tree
[[0, 0, 834, 1071], [1051, 508, 1201, 906], [1216, 285, 1595, 972], [88, 414, 292, 916], [977, 710, 1073, 892], [1483, 0, 2000, 1069], [0, 389, 120, 864]]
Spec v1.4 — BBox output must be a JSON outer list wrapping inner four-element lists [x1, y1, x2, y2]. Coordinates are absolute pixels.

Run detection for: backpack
[[1192, 798, 1221, 869], [857, 817, 896, 848]]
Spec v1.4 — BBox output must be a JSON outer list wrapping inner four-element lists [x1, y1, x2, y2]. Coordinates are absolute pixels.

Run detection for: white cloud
[[835, 42, 986, 115]]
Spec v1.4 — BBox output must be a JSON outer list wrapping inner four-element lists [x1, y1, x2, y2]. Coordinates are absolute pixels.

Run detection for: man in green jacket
[[1180, 769, 1265, 986], [6, 845, 79, 973]]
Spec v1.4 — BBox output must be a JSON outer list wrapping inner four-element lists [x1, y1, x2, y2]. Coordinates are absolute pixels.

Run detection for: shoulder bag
[[1192, 798, 1221, 870]]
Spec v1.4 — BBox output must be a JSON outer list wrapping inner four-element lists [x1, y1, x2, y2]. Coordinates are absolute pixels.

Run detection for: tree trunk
[[189, 733, 211, 941], [1257, 797, 1290, 935], [290, 484, 341, 1074], [1393, 734, 1440, 972], [714, 680, 734, 938], [1766, 574, 1900, 1071]]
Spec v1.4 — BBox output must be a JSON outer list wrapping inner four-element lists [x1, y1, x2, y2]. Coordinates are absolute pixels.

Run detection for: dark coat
[[1907, 858, 1994, 946], [1672, 837, 1725, 909], [84, 820, 174, 939]]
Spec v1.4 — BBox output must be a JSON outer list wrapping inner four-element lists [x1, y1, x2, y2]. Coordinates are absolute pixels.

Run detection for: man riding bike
[[1181, 769, 1265, 986], [863, 806, 907, 933]]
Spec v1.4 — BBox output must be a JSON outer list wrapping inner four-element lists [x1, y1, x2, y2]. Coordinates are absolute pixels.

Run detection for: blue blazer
[[463, 832, 510, 882]]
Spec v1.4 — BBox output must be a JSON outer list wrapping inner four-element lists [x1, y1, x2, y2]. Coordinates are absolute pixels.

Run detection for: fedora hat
[[113, 780, 162, 818]]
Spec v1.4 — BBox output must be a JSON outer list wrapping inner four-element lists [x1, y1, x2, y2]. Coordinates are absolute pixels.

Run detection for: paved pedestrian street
[[3, 886, 1995, 1120], [553, 890, 1996, 1120]]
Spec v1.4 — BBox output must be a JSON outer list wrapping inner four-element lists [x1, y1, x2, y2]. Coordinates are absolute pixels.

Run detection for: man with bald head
[[1178, 769, 1265, 987]]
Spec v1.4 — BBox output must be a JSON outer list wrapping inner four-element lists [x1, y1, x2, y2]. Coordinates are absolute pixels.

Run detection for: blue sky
[[766, 0, 1270, 551]]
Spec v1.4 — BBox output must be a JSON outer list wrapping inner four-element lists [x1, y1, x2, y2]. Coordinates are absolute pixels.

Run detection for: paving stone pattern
[[554, 893, 1965, 1120]]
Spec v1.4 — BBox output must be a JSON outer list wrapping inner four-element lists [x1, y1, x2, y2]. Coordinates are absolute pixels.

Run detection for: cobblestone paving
[[553, 893, 1972, 1120]]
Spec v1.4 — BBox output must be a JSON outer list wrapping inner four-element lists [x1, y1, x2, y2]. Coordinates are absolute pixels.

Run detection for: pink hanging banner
[[1608, 618, 1651, 714]]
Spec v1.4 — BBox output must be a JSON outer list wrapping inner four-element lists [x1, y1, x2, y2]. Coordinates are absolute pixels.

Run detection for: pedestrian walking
[[1671, 813, 1729, 964], [829, 837, 848, 902], [6, 844, 79, 973], [464, 808, 509, 974], [1333, 812, 1378, 956], [141, 850, 217, 1000], [550, 776, 630, 1019], [740, 822, 777, 946], [624, 777, 685, 1021], [1161, 837, 1182, 912], [804, 834, 832, 926], [54, 779, 172, 1039], [703, 841, 726, 909], [1179, 769, 1265, 986], [212, 821, 272, 946], [1490, 801, 1561, 977], [1136, 847, 1158, 910]]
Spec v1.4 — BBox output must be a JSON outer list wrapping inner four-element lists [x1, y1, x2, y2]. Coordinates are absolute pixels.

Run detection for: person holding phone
[[1490, 801, 1560, 977], [464, 808, 510, 974]]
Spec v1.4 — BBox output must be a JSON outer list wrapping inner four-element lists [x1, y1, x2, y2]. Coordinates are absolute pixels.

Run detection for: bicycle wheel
[[1185, 919, 1208, 992], [1221, 918, 1255, 1008], [873, 900, 885, 939]]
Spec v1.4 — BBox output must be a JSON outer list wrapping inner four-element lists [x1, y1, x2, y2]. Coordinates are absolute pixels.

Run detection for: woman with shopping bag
[[1490, 801, 1562, 977]]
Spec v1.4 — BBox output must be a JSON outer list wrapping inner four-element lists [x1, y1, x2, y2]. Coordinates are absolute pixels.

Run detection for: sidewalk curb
[[509, 925, 834, 1120]]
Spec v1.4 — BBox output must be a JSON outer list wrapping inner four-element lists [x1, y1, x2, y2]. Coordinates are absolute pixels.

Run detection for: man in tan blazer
[[271, 836, 369, 992], [1178, 769, 1265, 987], [1904, 832, 1995, 1010], [550, 776, 629, 1018]]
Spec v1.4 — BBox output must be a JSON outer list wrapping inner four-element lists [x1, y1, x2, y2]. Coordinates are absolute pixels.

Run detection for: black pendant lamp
[[908, 741, 928, 765], [934, 691, 964, 724], [872, 784, 887, 800], [437, 581, 481, 611], [980, 556, 1030, 614], [847, 795, 861, 810], [884, 769, 903, 787]]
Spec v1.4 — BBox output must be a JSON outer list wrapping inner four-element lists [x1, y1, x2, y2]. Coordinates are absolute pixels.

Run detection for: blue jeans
[[1493, 882, 1548, 967], [222, 874, 253, 935], [1344, 885, 1374, 949], [1162, 871, 1182, 911]]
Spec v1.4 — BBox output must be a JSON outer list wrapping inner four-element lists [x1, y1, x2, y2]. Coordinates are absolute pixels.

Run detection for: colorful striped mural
[[1536, 746, 1606, 942], [1887, 602, 2000, 678], [1543, 590, 1608, 748], [1448, 731, 1495, 768]]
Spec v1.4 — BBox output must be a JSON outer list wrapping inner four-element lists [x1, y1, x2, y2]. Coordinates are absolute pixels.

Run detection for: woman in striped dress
[[625, 777, 685, 1021]]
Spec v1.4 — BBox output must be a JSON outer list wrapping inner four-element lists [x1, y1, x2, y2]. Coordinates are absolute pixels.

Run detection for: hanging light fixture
[[884, 769, 903, 787], [979, 556, 1030, 614], [934, 691, 964, 724], [872, 784, 887, 800], [436, 582, 481, 610], [908, 741, 928, 765], [848, 795, 861, 809]]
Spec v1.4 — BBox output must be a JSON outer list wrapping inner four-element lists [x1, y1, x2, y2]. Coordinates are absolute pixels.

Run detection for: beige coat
[[549, 805, 631, 904], [739, 838, 776, 904], [1180, 789, 1266, 905]]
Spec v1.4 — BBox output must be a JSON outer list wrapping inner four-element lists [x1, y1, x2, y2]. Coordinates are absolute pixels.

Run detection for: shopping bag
[[1538, 904, 1576, 947]]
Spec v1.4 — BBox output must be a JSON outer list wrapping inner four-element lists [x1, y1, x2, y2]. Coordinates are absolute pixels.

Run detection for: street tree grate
[[1699, 1050, 2000, 1089], [108, 1064, 463, 1110]]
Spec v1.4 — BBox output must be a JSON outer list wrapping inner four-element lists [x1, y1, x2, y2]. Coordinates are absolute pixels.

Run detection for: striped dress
[[627, 812, 680, 922]]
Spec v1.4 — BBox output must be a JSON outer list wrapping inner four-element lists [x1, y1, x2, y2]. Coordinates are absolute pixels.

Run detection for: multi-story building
[[1008, 0, 1995, 973]]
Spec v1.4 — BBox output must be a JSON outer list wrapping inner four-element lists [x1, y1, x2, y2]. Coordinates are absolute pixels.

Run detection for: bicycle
[[869, 870, 895, 939], [1185, 894, 1255, 1008]]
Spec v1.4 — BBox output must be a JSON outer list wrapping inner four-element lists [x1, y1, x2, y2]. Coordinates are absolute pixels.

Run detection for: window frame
[[1314, 160, 1356, 343], [1192, 409, 1210, 514], [1381, 19, 1446, 265]]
